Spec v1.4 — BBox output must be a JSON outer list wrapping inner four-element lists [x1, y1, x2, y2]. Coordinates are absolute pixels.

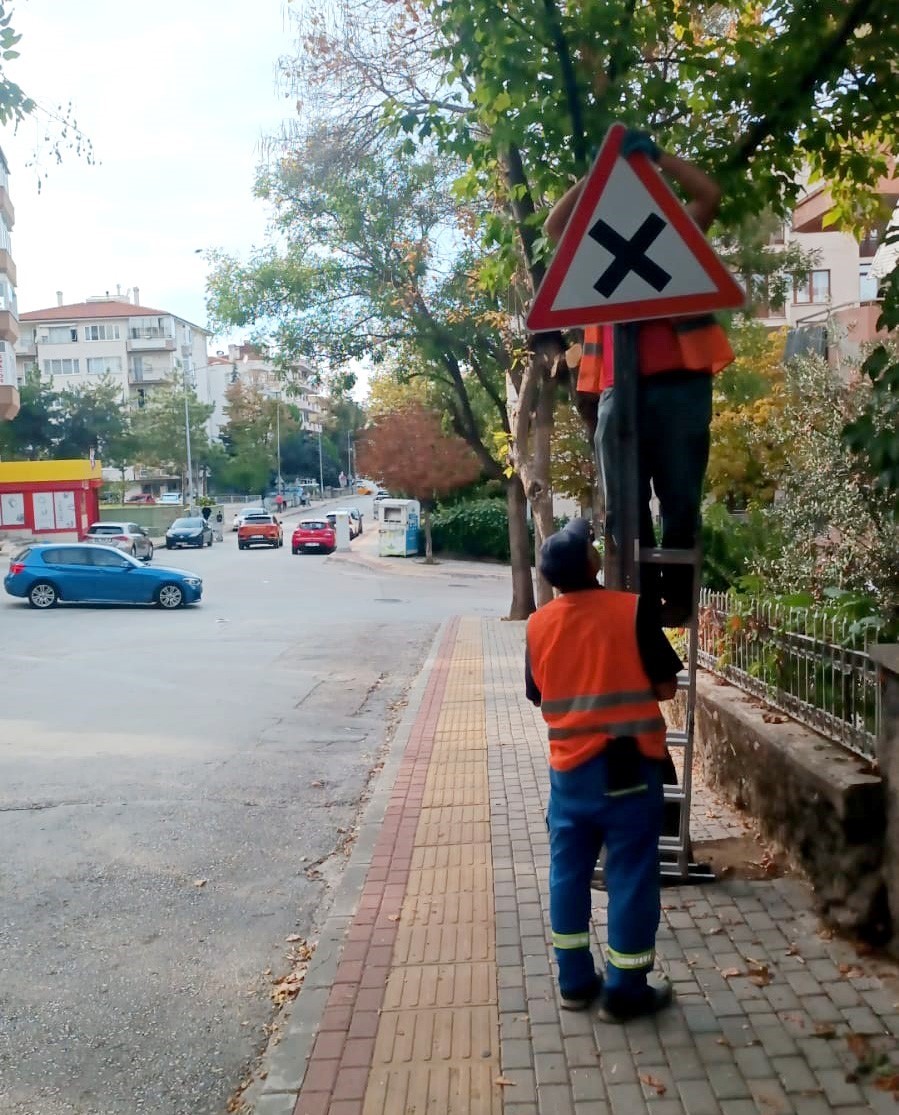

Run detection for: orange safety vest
[[577, 315, 734, 395], [526, 589, 667, 772]]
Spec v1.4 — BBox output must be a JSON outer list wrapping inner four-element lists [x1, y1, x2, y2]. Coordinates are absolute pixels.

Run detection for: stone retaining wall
[[669, 673, 889, 943]]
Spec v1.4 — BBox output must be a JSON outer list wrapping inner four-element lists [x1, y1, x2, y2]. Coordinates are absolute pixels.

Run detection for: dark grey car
[[165, 516, 214, 549]]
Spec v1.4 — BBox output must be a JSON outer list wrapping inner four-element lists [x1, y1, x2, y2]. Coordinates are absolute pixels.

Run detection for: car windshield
[[88, 524, 125, 534], [172, 517, 203, 529], [301, 521, 328, 530], [245, 515, 274, 524]]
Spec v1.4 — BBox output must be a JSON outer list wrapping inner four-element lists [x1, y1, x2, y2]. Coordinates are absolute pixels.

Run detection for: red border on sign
[[527, 123, 745, 331]]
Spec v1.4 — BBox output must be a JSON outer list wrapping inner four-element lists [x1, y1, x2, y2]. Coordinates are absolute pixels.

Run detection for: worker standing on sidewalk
[[545, 130, 734, 625], [525, 518, 682, 1020]]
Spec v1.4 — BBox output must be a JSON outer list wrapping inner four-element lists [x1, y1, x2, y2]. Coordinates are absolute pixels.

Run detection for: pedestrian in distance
[[545, 130, 735, 626], [525, 517, 682, 1020]]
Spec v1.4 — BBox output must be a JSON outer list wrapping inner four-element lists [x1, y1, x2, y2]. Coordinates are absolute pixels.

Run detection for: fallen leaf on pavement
[[193, 878, 207, 887], [286, 934, 303, 942], [640, 1074, 667, 1095], [720, 968, 743, 979], [839, 964, 865, 979], [749, 963, 772, 987], [494, 1076, 516, 1087], [873, 1074, 899, 1096], [846, 1033, 872, 1061], [716, 1037, 731, 1047], [812, 1023, 837, 1039], [387, 913, 400, 922]]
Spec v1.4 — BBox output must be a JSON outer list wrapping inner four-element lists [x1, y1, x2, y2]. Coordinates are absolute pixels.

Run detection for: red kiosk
[[0, 459, 104, 540]]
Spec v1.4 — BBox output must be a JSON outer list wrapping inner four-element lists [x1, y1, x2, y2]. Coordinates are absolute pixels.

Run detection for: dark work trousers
[[548, 750, 664, 998], [595, 371, 713, 616]]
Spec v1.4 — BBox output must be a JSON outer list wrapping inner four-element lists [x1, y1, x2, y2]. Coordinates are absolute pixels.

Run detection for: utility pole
[[318, 426, 324, 496], [183, 367, 194, 510]]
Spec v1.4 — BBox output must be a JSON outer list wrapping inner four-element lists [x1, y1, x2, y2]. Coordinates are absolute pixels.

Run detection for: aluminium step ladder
[[593, 323, 712, 885]]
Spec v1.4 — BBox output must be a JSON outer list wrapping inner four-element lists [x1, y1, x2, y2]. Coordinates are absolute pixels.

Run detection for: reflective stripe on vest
[[579, 315, 734, 391], [526, 590, 667, 771]]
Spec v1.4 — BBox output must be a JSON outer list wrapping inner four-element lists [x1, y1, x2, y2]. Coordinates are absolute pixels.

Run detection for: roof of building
[[20, 299, 209, 333]]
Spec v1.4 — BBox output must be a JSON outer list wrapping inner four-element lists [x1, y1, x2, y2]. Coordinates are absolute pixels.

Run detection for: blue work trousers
[[548, 750, 664, 998]]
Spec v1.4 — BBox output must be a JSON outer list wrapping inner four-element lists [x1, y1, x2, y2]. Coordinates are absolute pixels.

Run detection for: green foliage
[[701, 504, 778, 592], [842, 259, 899, 508], [130, 377, 214, 480], [430, 498, 518, 561], [0, 3, 33, 128]]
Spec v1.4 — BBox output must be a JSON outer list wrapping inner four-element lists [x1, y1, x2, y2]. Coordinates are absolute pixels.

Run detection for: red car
[[125, 493, 157, 504], [292, 519, 336, 555]]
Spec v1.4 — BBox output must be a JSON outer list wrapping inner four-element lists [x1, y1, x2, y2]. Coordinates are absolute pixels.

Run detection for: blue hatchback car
[[4, 543, 203, 610]]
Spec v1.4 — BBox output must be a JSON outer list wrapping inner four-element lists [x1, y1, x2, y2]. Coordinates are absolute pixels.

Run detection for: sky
[[3, 0, 293, 347]]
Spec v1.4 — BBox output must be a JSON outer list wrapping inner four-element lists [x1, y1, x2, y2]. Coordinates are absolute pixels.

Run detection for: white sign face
[[0, 492, 24, 525], [550, 158, 718, 313], [33, 492, 55, 531], [54, 490, 77, 530]]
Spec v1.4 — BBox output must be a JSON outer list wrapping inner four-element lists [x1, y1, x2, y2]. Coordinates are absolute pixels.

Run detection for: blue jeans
[[548, 750, 664, 998], [596, 371, 712, 612]]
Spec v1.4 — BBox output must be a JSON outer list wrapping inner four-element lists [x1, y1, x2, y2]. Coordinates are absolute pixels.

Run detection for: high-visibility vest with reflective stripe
[[576, 315, 734, 395], [526, 589, 666, 772]]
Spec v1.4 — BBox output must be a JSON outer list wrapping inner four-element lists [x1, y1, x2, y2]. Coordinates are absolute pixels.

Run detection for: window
[[793, 269, 831, 305], [89, 548, 130, 568], [860, 268, 880, 301], [749, 274, 786, 318], [43, 547, 92, 566], [85, 324, 121, 341], [86, 357, 123, 375], [43, 358, 81, 375], [45, 326, 78, 343]]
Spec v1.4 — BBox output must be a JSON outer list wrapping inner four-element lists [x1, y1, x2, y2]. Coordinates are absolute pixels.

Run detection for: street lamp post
[[183, 369, 194, 510], [274, 389, 283, 495]]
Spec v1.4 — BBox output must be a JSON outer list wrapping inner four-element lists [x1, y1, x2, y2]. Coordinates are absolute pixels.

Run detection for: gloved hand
[[620, 129, 661, 162]]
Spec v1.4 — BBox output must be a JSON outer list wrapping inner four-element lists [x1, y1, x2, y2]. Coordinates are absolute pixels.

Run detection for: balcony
[[0, 186, 14, 229], [0, 310, 19, 345], [129, 365, 170, 384], [127, 335, 175, 352], [0, 249, 17, 287]]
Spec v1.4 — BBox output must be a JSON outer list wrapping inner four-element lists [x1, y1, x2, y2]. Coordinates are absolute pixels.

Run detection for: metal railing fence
[[697, 589, 880, 760]]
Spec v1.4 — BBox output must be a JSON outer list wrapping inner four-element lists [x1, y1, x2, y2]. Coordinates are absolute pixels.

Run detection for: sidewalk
[[249, 618, 899, 1115], [327, 528, 509, 581]]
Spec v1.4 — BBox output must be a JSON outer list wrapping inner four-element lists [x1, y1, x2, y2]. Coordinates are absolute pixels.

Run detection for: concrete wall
[[872, 647, 899, 956], [671, 673, 890, 943]]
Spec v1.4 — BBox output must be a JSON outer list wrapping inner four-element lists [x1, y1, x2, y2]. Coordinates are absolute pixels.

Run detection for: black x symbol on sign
[[589, 213, 672, 298]]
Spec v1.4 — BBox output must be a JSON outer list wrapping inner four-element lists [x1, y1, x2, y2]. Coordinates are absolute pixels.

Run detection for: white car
[[232, 507, 266, 531], [159, 492, 183, 505]]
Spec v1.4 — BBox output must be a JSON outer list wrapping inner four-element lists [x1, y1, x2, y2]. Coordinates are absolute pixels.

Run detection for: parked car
[[374, 488, 390, 501], [159, 492, 184, 506], [231, 508, 266, 531], [84, 521, 154, 561], [165, 516, 214, 549], [292, 519, 336, 554], [237, 513, 283, 550], [4, 544, 202, 609], [125, 493, 156, 505], [346, 508, 363, 537]]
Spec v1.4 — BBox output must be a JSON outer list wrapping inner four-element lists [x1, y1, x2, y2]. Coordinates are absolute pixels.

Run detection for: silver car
[[84, 521, 154, 562]]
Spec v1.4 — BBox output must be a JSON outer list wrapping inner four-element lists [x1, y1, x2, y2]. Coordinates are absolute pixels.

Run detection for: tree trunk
[[529, 376, 558, 606], [506, 475, 535, 619], [424, 505, 435, 564]]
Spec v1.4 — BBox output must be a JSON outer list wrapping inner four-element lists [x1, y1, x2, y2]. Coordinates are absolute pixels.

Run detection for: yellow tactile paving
[[361, 619, 501, 1115]]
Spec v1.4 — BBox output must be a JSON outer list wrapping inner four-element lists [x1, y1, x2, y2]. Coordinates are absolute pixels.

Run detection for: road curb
[[243, 617, 453, 1113], [327, 547, 510, 581]]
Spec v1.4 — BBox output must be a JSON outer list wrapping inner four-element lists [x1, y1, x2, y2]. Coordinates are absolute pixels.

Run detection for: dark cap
[[539, 518, 596, 591]]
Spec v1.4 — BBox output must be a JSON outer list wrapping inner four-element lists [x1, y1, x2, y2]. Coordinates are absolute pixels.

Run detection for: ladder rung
[[659, 834, 685, 851], [665, 729, 689, 748], [639, 547, 701, 567], [663, 787, 686, 803], [676, 673, 691, 691]]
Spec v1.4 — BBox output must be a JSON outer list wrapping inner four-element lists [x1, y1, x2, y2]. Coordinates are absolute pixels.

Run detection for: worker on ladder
[[545, 130, 734, 626], [526, 518, 683, 1020]]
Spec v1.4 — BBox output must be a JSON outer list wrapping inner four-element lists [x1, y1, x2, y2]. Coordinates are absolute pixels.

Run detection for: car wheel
[[147, 543, 154, 561], [156, 583, 184, 609], [207, 535, 213, 547], [238, 542, 246, 550], [292, 547, 299, 555], [28, 581, 58, 609]]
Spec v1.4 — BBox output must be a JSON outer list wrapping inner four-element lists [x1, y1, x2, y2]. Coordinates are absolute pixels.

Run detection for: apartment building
[[16, 288, 209, 408], [755, 171, 898, 363], [205, 343, 324, 438], [0, 148, 19, 420]]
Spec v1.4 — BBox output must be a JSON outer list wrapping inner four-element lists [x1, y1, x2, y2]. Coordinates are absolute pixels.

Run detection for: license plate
[[306, 542, 320, 548], [251, 535, 265, 540]]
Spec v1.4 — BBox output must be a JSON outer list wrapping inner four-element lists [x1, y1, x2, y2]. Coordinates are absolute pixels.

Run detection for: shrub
[[430, 498, 515, 561]]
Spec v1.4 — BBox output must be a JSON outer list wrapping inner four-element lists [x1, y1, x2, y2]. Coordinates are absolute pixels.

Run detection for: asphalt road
[[0, 498, 509, 1115]]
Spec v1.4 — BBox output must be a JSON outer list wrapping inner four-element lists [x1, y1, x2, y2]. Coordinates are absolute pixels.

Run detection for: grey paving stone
[[536, 1083, 576, 1115], [841, 1004, 889, 1033], [719, 1102, 757, 1115], [733, 1043, 773, 1079], [529, 997, 562, 1025], [747, 1078, 794, 1115], [534, 1051, 570, 1086], [814, 1066, 866, 1106], [591, 1021, 632, 1053], [665, 1045, 708, 1082], [791, 1095, 834, 1115], [602, 1053, 639, 1084], [754, 1024, 799, 1058], [707, 1062, 751, 1100], [504, 1102, 539, 1115], [501, 1066, 536, 1093], [504, 1038, 537, 1070], [500, 987, 528, 1013], [771, 1054, 819, 1093], [498, 944, 524, 966], [784, 971, 823, 997], [501, 1012, 531, 1041], [573, 1103, 609, 1115], [693, 1034, 739, 1065], [531, 1023, 563, 1054], [607, 1082, 649, 1115], [682, 1004, 722, 1034], [559, 1008, 594, 1037], [569, 1065, 605, 1101], [676, 1078, 722, 1115]]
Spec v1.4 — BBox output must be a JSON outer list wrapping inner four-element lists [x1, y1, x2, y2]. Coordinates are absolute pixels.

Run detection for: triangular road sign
[[527, 123, 745, 332]]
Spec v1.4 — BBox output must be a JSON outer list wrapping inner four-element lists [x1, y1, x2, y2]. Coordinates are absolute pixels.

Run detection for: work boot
[[560, 971, 604, 1012], [597, 979, 673, 1023]]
